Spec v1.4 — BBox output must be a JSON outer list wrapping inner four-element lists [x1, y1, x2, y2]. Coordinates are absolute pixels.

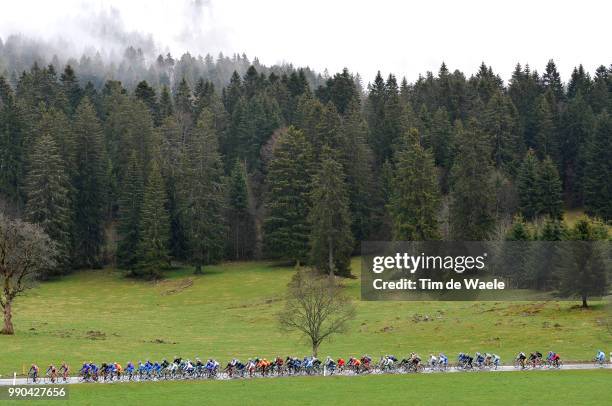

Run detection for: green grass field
[[5, 370, 611, 406], [1, 259, 609, 377]]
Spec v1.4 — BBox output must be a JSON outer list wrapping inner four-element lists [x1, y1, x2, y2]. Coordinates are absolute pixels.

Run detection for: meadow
[[1, 259, 609, 377], [4, 370, 612, 406]]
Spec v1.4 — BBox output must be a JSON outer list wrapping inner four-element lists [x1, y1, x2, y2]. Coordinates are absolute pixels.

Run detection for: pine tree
[[159, 85, 174, 121], [264, 127, 314, 263], [227, 160, 254, 260], [449, 120, 496, 240], [24, 132, 72, 275], [135, 158, 170, 279], [116, 151, 144, 269], [533, 94, 558, 160], [134, 80, 159, 125], [583, 112, 612, 220], [542, 60, 564, 102], [308, 154, 353, 277], [178, 109, 226, 274], [538, 156, 563, 219], [342, 100, 377, 243], [60, 65, 82, 115], [158, 116, 187, 260], [481, 91, 522, 174], [72, 98, 108, 268], [517, 149, 542, 220], [388, 129, 441, 240], [560, 94, 595, 206], [0, 76, 25, 205]]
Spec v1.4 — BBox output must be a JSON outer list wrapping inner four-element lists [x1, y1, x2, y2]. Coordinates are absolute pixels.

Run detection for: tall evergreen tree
[[560, 94, 595, 206], [227, 160, 254, 260], [308, 154, 353, 277], [538, 156, 563, 219], [533, 94, 558, 160], [72, 98, 107, 268], [135, 158, 170, 279], [178, 109, 226, 274], [59, 65, 82, 115], [388, 129, 441, 240], [583, 112, 612, 220], [449, 120, 496, 240], [264, 127, 314, 264], [481, 91, 522, 174], [517, 149, 542, 220], [116, 151, 144, 269], [24, 132, 72, 274]]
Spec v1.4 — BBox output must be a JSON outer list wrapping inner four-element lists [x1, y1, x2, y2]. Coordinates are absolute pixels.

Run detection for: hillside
[[1, 259, 609, 376]]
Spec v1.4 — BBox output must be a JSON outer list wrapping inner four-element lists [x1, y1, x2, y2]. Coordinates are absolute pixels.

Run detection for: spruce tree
[[308, 154, 353, 277], [560, 94, 595, 206], [583, 112, 612, 220], [533, 94, 558, 160], [24, 132, 72, 275], [158, 85, 174, 121], [481, 91, 522, 174], [342, 100, 377, 243], [72, 98, 108, 268], [517, 149, 542, 220], [538, 156, 563, 219], [388, 129, 441, 240], [264, 127, 314, 264], [134, 80, 159, 125], [178, 109, 226, 274], [227, 160, 254, 260], [135, 158, 170, 279], [449, 120, 496, 240], [116, 151, 144, 269]]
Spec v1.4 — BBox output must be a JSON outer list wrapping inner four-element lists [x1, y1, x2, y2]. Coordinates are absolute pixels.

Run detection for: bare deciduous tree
[[0, 213, 56, 334], [278, 267, 356, 357]]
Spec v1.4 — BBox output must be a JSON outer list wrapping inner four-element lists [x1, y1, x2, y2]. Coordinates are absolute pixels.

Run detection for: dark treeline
[[0, 51, 610, 282], [0, 35, 326, 94]]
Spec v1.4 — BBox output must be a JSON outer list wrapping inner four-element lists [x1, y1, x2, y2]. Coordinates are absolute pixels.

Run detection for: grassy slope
[[1, 259, 609, 376], [14, 370, 612, 406]]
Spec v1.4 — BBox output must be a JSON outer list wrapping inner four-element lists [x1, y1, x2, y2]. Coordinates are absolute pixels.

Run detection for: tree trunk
[[582, 294, 588, 308], [2, 301, 14, 335], [328, 240, 334, 277], [312, 341, 319, 358]]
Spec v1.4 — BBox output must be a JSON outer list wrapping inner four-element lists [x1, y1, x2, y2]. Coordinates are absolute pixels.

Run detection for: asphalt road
[[0, 363, 609, 385]]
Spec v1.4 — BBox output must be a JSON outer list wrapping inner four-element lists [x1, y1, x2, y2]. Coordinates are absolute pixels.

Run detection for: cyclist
[[595, 350, 606, 366], [474, 352, 485, 368], [429, 354, 438, 369], [59, 362, 69, 382], [529, 351, 542, 367], [547, 351, 561, 368], [89, 362, 99, 381], [28, 364, 40, 383], [125, 362, 135, 380], [516, 352, 527, 369], [337, 357, 346, 371], [324, 356, 336, 374], [438, 353, 448, 369], [491, 354, 501, 369], [46, 364, 57, 383]]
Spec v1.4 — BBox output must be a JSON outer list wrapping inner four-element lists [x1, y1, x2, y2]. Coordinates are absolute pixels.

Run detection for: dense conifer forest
[[0, 40, 610, 283]]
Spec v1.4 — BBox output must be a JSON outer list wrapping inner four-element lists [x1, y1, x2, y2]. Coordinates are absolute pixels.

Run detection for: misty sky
[[1, 0, 610, 83]]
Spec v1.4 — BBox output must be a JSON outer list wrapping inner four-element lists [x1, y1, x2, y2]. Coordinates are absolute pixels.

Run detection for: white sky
[[1, 0, 610, 84]]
